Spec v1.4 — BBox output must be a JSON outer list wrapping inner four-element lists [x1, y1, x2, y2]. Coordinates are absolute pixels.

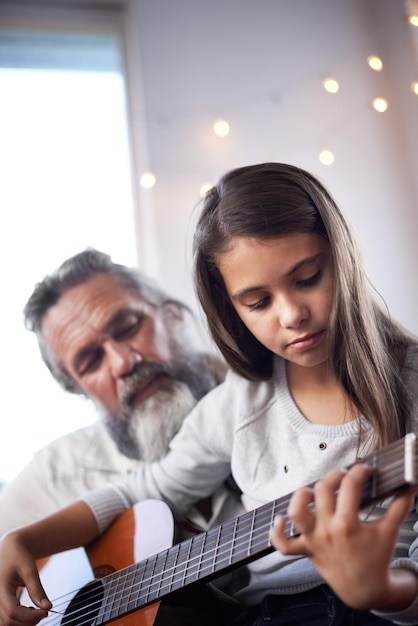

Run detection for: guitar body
[[20, 500, 175, 626]]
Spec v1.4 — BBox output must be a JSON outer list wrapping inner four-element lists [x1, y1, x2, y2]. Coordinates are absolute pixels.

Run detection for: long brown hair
[[193, 162, 416, 448]]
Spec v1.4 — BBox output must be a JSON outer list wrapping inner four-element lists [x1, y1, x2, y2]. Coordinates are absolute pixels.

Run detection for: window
[[0, 4, 138, 483]]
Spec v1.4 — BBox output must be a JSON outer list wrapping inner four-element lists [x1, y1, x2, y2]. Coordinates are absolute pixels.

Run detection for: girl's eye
[[248, 296, 270, 311], [297, 270, 322, 288]]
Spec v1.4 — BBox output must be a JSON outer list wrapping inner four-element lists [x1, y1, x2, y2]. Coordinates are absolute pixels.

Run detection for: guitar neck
[[93, 433, 417, 625]]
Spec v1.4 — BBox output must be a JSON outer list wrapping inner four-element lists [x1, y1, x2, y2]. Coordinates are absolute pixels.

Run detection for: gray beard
[[103, 380, 197, 461], [100, 351, 219, 462]]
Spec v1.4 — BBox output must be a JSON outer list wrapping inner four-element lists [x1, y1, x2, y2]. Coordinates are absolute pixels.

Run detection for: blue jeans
[[238, 585, 395, 625]]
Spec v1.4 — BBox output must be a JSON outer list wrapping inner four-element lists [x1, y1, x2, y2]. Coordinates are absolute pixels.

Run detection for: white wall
[[125, 0, 418, 335]]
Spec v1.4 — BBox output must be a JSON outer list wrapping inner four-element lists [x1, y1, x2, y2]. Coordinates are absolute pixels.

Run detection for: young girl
[[1, 162, 418, 626]]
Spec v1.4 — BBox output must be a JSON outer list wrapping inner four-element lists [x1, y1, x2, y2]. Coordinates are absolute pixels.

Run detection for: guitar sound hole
[[61, 580, 104, 626]]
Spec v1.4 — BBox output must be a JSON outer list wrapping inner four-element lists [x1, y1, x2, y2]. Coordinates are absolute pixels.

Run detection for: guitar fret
[[195, 525, 207, 578], [109, 570, 127, 620], [200, 523, 223, 578], [164, 542, 180, 594], [126, 560, 146, 613], [139, 554, 159, 605], [229, 517, 238, 566], [122, 565, 138, 615], [148, 549, 169, 602], [109, 569, 135, 619], [213, 520, 236, 573], [233, 510, 254, 561], [211, 525, 222, 574], [248, 509, 256, 557], [170, 537, 193, 592], [253, 504, 274, 555], [184, 532, 205, 583], [101, 570, 119, 623], [197, 524, 220, 578]]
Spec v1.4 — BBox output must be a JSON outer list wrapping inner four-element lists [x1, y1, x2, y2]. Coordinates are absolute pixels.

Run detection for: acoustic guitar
[[19, 433, 418, 626]]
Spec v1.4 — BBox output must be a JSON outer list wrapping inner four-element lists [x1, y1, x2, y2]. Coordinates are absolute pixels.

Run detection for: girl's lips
[[287, 330, 325, 352]]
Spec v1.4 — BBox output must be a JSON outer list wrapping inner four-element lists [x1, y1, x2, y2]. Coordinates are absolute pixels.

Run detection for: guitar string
[[40, 458, 409, 626], [42, 439, 409, 614], [39, 452, 409, 626], [34, 445, 411, 626], [44, 466, 406, 617]]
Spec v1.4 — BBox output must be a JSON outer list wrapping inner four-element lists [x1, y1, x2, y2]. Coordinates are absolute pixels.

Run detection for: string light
[[319, 150, 334, 165], [372, 97, 388, 112], [199, 183, 213, 197], [367, 55, 383, 71], [141, 52, 414, 194], [213, 118, 230, 137], [322, 77, 339, 93], [140, 172, 156, 189], [408, 15, 418, 26]]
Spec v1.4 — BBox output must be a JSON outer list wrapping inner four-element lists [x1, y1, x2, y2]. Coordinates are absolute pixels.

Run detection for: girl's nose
[[276, 295, 309, 329]]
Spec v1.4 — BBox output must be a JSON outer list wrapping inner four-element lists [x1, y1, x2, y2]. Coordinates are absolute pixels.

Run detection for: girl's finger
[[287, 486, 315, 534], [269, 514, 312, 556], [333, 463, 373, 521], [311, 466, 348, 519]]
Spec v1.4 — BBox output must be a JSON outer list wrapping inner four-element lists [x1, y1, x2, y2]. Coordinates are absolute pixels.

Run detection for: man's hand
[[270, 463, 418, 613]]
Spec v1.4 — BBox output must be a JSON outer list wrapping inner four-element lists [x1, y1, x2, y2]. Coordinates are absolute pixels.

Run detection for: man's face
[[42, 273, 218, 460]]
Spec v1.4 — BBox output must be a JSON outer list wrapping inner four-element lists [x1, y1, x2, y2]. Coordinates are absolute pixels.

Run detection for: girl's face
[[217, 232, 334, 370]]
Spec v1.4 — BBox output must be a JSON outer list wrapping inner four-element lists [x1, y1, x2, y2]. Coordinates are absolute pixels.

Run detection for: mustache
[[119, 361, 172, 408]]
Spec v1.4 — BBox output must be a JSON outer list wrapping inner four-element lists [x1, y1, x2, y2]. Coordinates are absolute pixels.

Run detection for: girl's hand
[[270, 463, 418, 612], [0, 532, 51, 626]]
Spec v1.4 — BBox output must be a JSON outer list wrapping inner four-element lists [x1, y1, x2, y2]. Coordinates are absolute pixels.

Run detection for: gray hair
[[24, 248, 189, 395]]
